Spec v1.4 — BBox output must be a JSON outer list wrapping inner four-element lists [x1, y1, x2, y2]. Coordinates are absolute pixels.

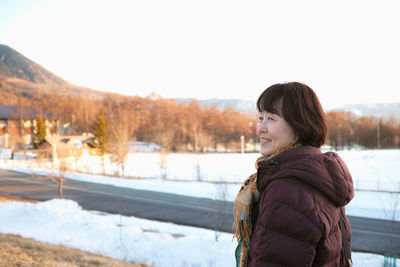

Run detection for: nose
[[257, 120, 268, 134]]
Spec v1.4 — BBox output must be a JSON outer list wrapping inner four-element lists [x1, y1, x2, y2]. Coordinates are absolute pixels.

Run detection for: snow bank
[[0, 199, 235, 266]]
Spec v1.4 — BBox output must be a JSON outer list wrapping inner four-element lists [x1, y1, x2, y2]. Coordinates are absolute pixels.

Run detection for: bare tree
[[47, 160, 68, 199], [214, 181, 229, 242], [11, 92, 32, 149], [110, 125, 130, 176], [107, 103, 132, 177], [30, 158, 68, 199]]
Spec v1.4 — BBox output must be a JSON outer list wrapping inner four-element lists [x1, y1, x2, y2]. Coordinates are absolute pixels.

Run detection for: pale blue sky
[[1, 0, 399, 109]]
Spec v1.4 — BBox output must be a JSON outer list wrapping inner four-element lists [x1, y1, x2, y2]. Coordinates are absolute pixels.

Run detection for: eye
[[267, 116, 275, 121], [258, 116, 263, 121]]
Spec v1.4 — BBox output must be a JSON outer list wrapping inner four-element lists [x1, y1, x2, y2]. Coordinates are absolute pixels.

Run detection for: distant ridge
[[333, 103, 400, 121], [174, 98, 256, 113]]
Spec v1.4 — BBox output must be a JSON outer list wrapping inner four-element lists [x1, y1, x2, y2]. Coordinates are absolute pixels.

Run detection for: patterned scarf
[[233, 143, 301, 267]]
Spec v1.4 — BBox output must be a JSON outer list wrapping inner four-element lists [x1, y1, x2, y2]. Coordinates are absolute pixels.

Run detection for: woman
[[233, 82, 354, 267]]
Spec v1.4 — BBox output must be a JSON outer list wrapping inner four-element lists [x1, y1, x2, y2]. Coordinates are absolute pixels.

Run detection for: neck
[[262, 143, 302, 161]]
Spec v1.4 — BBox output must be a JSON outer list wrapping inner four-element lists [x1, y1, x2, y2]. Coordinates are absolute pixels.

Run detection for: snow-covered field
[[8, 149, 400, 191], [1, 149, 399, 266]]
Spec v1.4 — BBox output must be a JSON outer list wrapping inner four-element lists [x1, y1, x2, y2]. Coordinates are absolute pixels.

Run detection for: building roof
[[0, 104, 58, 120], [44, 134, 95, 150]]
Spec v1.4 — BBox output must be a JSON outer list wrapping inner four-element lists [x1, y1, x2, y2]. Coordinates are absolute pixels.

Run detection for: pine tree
[[92, 109, 110, 173], [92, 109, 110, 155], [33, 114, 46, 148]]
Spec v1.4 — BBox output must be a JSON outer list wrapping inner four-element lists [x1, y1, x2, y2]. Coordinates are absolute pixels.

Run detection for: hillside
[[0, 44, 105, 100], [0, 44, 66, 85], [0, 44, 258, 116]]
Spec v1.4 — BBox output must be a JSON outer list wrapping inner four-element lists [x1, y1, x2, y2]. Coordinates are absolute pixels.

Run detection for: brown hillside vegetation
[[0, 233, 150, 267]]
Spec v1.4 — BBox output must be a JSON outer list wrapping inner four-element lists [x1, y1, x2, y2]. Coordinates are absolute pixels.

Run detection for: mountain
[[0, 44, 105, 99], [0, 44, 256, 113], [0, 44, 66, 85], [332, 103, 400, 121], [173, 98, 257, 113]]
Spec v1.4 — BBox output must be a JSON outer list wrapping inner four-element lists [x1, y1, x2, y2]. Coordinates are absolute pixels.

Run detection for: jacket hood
[[257, 146, 354, 207]]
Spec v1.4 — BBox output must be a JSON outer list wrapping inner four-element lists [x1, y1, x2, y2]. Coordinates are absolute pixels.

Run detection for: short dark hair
[[256, 82, 327, 147]]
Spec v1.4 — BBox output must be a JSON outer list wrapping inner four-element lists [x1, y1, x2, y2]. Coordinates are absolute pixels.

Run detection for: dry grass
[[0, 233, 151, 267], [0, 195, 38, 203]]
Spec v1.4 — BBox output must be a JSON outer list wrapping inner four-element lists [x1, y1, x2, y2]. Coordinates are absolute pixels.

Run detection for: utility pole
[[240, 135, 245, 154], [377, 117, 381, 149]]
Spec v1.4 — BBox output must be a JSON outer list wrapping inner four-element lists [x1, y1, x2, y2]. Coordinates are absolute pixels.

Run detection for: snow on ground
[[0, 149, 399, 266], [7, 149, 400, 191], [0, 199, 387, 267], [337, 149, 400, 192]]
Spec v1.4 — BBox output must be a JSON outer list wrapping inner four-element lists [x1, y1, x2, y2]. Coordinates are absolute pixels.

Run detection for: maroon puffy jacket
[[248, 146, 354, 267]]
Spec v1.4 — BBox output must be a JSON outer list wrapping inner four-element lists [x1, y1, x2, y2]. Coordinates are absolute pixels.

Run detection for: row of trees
[[3, 89, 400, 152], [6, 89, 257, 150], [59, 95, 400, 151], [91, 96, 257, 154], [326, 111, 400, 149]]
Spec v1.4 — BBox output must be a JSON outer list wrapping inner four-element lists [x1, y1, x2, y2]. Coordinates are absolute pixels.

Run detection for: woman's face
[[257, 107, 297, 156]]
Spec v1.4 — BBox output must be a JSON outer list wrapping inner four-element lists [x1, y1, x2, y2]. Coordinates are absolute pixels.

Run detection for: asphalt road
[[0, 169, 399, 255]]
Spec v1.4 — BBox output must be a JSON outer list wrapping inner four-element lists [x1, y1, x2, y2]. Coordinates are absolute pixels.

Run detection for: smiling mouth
[[260, 137, 271, 144]]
